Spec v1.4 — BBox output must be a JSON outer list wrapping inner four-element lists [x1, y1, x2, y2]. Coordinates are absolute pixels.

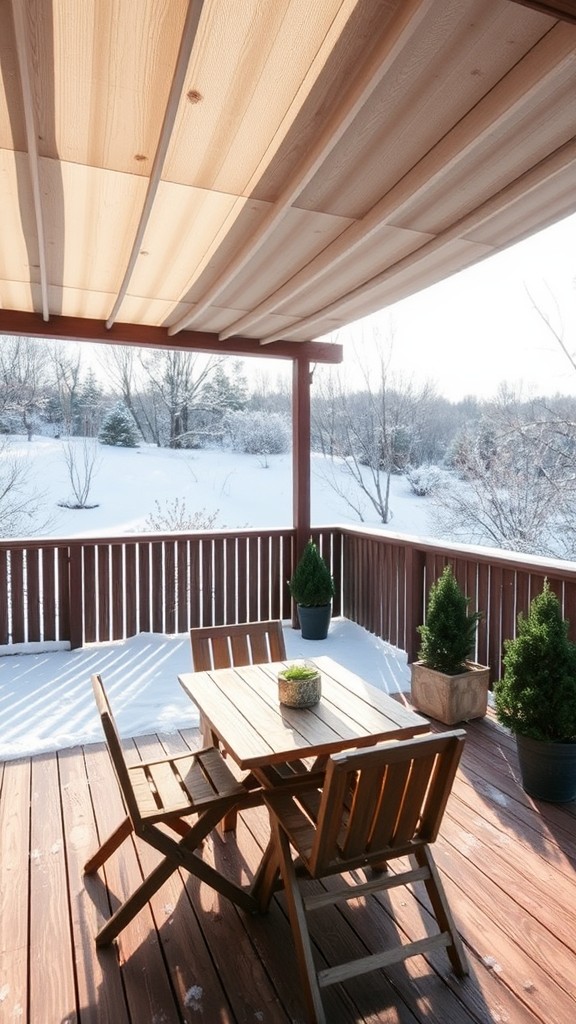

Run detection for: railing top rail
[[0, 525, 297, 553], [337, 524, 576, 580]]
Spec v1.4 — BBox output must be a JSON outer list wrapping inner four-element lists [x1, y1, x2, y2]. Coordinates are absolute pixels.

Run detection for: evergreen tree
[[98, 402, 139, 447], [418, 565, 481, 674], [76, 369, 104, 436]]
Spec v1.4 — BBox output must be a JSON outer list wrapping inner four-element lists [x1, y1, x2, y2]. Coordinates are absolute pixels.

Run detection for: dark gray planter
[[516, 733, 576, 803], [297, 604, 331, 640]]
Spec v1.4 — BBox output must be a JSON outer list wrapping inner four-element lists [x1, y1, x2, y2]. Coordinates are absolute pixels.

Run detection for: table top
[[178, 654, 428, 770]]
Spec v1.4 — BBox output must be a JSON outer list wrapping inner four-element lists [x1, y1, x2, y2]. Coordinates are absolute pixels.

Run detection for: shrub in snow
[[406, 464, 442, 496], [145, 498, 221, 532], [225, 410, 290, 466], [98, 402, 139, 447]]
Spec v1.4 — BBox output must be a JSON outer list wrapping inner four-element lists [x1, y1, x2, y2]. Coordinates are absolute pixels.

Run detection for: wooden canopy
[[0, 0, 575, 359]]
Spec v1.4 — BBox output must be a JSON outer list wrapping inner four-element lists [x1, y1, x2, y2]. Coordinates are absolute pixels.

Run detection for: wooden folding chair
[[255, 730, 468, 1024], [84, 673, 262, 947], [190, 620, 288, 826], [190, 620, 286, 673]]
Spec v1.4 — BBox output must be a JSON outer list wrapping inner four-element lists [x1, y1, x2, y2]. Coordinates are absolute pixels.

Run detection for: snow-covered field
[[1, 436, 436, 761], [3, 434, 438, 539]]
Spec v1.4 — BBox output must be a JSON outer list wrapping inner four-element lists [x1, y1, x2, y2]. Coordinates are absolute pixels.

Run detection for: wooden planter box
[[410, 661, 490, 725]]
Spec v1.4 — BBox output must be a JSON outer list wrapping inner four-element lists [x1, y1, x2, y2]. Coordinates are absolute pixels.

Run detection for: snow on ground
[[0, 619, 411, 762], [1, 436, 435, 761], [3, 435, 439, 537]]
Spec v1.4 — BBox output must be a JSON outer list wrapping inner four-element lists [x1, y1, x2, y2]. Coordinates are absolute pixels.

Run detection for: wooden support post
[[292, 357, 312, 626]]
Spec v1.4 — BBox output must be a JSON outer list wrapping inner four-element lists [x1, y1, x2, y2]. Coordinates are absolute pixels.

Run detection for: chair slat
[[130, 766, 159, 816], [309, 768, 351, 874], [195, 748, 247, 798], [342, 764, 385, 858], [211, 635, 233, 668], [229, 634, 251, 664], [147, 761, 188, 813], [368, 760, 412, 850], [392, 752, 437, 845], [190, 636, 212, 671]]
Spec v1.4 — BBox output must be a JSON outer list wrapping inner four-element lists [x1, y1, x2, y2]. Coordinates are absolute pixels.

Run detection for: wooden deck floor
[[1, 711, 575, 1024]]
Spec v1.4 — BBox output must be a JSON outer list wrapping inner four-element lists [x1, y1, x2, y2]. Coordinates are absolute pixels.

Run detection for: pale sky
[[336, 211, 576, 402]]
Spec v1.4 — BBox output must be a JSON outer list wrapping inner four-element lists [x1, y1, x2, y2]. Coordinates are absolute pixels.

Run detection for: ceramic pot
[[297, 604, 331, 640], [278, 669, 322, 708], [410, 661, 490, 725], [515, 733, 576, 803]]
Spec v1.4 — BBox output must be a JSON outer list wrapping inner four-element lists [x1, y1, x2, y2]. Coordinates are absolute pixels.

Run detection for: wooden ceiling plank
[[235, 22, 576, 343], [167, 0, 435, 337], [0, 310, 342, 364], [259, 136, 576, 344], [10, 0, 50, 321], [506, 1, 576, 24], [105, 0, 205, 330]]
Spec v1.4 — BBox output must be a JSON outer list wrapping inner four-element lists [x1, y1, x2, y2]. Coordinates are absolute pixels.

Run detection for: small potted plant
[[410, 565, 489, 725], [288, 539, 335, 640], [494, 580, 576, 802], [277, 662, 322, 708]]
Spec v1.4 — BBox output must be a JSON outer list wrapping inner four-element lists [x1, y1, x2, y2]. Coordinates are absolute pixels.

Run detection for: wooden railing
[[0, 528, 296, 649], [2, 524, 576, 680], [340, 526, 576, 679]]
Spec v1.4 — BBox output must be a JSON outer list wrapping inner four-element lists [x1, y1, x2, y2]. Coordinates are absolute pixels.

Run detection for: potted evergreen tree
[[410, 565, 489, 725], [494, 580, 576, 802], [288, 539, 335, 640]]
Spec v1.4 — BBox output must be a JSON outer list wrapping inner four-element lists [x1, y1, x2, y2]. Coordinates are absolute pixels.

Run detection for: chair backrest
[[91, 673, 142, 826], [190, 620, 286, 671], [307, 730, 466, 877]]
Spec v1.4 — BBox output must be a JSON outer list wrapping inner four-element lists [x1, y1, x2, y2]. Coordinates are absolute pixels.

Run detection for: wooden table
[[178, 654, 429, 780]]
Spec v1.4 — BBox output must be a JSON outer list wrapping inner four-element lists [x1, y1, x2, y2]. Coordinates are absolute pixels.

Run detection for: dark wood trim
[[0, 310, 343, 364], [292, 357, 311, 559], [506, 0, 576, 23]]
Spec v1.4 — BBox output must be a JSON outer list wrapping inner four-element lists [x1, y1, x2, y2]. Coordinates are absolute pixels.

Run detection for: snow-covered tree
[[432, 388, 576, 558], [76, 369, 104, 437], [406, 464, 443, 496], [313, 331, 437, 524], [0, 438, 48, 535], [225, 410, 290, 466], [0, 336, 49, 440], [98, 402, 139, 447], [59, 438, 101, 509]]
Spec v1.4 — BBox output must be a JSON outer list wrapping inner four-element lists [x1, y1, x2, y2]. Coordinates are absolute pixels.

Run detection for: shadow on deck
[[1, 709, 575, 1023]]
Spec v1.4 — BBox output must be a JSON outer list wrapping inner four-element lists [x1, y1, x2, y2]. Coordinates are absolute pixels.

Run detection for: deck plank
[[0, 757, 30, 1023], [58, 745, 130, 1024], [2, 717, 575, 1024], [128, 732, 237, 1024], [28, 753, 77, 1023], [83, 741, 183, 1024]]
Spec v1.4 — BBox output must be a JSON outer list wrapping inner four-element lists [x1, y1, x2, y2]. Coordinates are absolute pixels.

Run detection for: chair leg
[[415, 846, 469, 977], [274, 822, 326, 1024], [95, 849, 180, 946], [251, 836, 282, 912], [84, 816, 133, 874], [221, 808, 238, 832], [97, 802, 260, 945]]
